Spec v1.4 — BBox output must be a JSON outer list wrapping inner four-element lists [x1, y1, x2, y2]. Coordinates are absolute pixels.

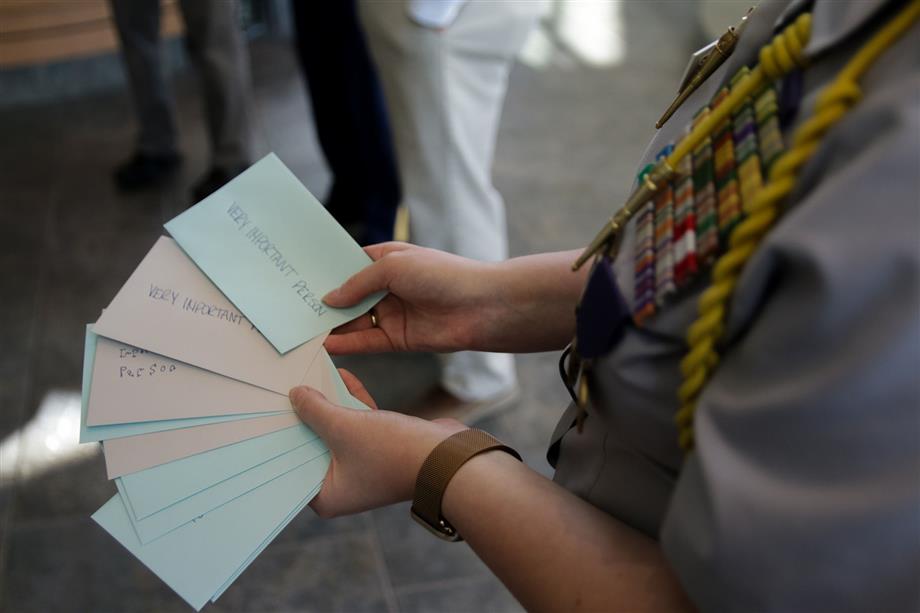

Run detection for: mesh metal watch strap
[[410, 429, 521, 541]]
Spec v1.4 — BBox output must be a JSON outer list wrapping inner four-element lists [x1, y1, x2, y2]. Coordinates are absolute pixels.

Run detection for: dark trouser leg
[[292, 0, 400, 244], [110, 0, 180, 157], [178, 0, 255, 170]]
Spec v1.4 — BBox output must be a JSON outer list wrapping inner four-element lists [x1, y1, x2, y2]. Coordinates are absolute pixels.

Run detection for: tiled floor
[[0, 3, 710, 612]]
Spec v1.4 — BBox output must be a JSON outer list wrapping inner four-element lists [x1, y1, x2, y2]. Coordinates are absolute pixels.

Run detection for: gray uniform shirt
[[550, 1, 920, 610]]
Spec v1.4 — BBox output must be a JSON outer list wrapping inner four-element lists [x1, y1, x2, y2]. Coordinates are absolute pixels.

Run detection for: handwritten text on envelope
[[93, 237, 326, 394], [165, 153, 383, 354]]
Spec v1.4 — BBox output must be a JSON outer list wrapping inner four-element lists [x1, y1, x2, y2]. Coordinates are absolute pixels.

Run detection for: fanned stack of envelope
[[80, 154, 382, 610]]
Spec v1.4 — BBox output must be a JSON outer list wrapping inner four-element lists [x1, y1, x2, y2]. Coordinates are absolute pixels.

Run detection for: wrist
[[398, 418, 467, 502], [473, 257, 575, 353], [441, 447, 524, 524], [410, 429, 521, 541], [464, 261, 517, 351]]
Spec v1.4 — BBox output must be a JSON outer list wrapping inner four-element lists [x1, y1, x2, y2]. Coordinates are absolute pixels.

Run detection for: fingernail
[[289, 386, 308, 404], [322, 288, 340, 305]]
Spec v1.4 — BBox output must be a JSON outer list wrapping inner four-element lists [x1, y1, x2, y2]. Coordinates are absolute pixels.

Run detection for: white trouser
[[360, 0, 540, 401]]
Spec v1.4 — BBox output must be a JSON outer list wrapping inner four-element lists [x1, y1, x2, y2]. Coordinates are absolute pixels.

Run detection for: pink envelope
[[93, 237, 325, 394], [101, 348, 340, 478], [87, 335, 292, 426]]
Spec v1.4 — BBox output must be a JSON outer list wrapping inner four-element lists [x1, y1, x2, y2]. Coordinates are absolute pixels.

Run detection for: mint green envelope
[[93, 453, 330, 611], [80, 326, 284, 443], [117, 422, 323, 520], [122, 439, 329, 544], [211, 481, 322, 601], [165, 153, 384, 354], [209, 360, 367, 602], [324, 352, 372, 411]]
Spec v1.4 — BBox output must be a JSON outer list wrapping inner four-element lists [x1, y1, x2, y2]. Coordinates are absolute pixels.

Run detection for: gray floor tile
[[0, 486, 14, 554], [210, 532, 390, 613], [0, 191, 46, 389], [0, 268, 40, 370], [12, 452, 113, 523], [0, 380, 25, 504], [271, 506, 367, 546], [0, 486, 13, 522], [396, 576, 523, 613], [1, 517, 190, 613], [371, 502, 492, 589], [0, 377, 28, 478]]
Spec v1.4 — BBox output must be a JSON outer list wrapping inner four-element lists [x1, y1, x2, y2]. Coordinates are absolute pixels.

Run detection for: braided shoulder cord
[[676, 1, 920, 452]]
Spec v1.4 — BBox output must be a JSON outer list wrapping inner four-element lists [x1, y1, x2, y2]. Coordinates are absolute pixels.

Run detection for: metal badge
[[655, 7, 755, 129]]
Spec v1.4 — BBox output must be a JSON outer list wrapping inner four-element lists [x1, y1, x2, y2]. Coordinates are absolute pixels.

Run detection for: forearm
[[442, 451, 692, 612], [475, 250, 588, 353]]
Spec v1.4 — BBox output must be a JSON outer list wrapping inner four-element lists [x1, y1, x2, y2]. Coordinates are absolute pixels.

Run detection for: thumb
[[289, 386, 341, 437], [323, 258, 392, 307]]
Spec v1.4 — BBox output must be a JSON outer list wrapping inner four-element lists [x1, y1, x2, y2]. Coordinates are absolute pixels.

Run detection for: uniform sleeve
[[660, 76, 920, 610]]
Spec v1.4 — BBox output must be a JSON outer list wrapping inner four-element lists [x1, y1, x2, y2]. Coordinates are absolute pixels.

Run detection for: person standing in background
[[290, 0, 401, 246], [359, 0, 544, 422], [109, 0, 256, 203]]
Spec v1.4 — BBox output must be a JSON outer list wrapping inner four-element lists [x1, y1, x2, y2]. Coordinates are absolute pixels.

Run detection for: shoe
[[113, 152, 181, 191], [191, 165, 247, 204], [401, 384, 521, 425]]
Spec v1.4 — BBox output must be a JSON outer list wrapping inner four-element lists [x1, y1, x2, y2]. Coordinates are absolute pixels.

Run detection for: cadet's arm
[[480, 249, 590, 353], [443, 450, 693, 612], [290, 381, 692, 610], [324, 245, 588, 355]]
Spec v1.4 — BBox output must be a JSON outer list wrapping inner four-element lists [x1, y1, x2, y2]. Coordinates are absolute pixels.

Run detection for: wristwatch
[[410, 429, 522, 541]]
